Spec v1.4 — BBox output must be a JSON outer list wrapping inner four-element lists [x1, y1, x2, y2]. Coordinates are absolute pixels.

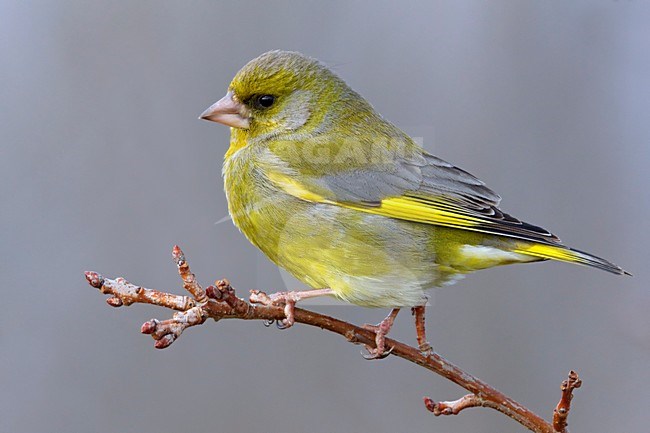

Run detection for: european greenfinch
[[200, 50, 628, 358]]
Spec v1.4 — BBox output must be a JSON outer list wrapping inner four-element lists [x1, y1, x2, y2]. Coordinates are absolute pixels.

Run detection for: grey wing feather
[[413, 154, 559, 243], [414, 153, 502, 207], [310, 150, 561, 244], [314, 151, 500, 207], [315, 159, 421, 204]]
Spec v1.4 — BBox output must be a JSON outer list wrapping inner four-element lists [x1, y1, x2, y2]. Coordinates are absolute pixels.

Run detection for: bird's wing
[[265, 146, 562, 246]]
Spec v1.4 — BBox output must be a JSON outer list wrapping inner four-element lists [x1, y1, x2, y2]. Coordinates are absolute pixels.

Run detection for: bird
[[200, 50, 628, 358]]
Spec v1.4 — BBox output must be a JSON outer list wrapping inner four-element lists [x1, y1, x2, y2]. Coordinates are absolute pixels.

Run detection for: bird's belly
[[229, 186, 447, 307], [227, 177, 537, 308]]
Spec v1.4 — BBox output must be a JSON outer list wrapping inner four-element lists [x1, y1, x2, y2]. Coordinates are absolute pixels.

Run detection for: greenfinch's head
[[200, 50, 358, 137]]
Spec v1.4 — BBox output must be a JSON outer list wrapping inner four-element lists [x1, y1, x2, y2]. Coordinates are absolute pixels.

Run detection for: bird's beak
[[199, 91, 250, 129]]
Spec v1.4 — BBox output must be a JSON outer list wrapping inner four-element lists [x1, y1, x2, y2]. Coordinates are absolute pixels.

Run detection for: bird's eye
[[255, 94, 275, 109]]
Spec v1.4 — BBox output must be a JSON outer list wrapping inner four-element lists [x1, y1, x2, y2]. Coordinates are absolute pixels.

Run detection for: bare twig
[[424, 393, 495, 416], [553, 371, 582, 433], [85, 246, 582, 433], [84, 272, 195, 311], [172, 245, 207, 303]]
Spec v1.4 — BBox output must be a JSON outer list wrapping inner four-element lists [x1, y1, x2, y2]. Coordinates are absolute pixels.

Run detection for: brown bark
[[85, 245, 580, 433]]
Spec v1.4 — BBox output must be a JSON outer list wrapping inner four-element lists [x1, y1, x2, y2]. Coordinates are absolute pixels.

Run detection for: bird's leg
[[412, 305, 432, 356], [362, 308, 400, 360], [249, 288, 334, 329]]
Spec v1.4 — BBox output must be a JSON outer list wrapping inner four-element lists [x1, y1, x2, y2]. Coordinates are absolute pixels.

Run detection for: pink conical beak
[[199, 91, 250, 129]]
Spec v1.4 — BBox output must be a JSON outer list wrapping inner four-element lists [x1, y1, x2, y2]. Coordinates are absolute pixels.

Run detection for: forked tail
[[512, 243, 630, 276]]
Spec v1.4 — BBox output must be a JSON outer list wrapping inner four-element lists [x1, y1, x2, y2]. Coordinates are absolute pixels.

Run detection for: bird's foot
[[249, 290, 299, 329], [412, 305, 433, 357], [361, 308, 400, 360], [250, 288, 334, 330], [418, 341, 433, 357]]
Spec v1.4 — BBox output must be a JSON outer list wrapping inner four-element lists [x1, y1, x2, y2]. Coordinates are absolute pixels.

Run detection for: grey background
[[2, 1, 649, 432]]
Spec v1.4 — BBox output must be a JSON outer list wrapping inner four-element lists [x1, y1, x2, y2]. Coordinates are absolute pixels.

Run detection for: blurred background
[[2, 1, 649, 432]]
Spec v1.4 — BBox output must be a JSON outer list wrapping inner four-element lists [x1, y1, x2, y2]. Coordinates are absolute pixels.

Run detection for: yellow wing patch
[[268, 172, 508, 234], [342, 196, 485, 228]]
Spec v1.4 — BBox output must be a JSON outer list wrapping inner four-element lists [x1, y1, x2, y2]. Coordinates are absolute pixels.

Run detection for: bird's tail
[[512, 243, 630, 276]]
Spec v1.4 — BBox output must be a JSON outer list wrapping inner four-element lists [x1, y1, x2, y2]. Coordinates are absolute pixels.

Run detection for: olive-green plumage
[[206, 50, 627, 308]]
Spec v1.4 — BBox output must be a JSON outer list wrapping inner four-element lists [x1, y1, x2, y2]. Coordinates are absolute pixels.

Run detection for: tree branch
[[85, 246, 580, 433], [553, 371, 582, 433]]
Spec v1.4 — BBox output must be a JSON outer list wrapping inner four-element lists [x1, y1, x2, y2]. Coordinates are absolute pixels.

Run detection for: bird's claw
[[360, 308, 400, 361], [361, 344, 395, 360], [250, 290, 296, 330], [262, 318, 293, 329], [276, 318, 292, 330]]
